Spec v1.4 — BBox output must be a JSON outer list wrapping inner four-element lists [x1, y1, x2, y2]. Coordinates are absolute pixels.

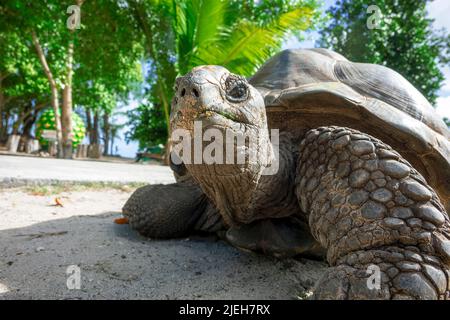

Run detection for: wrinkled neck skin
[[169, 65, 300, 227], [247, 132, 300, 223], [187, 131, 299, 227]]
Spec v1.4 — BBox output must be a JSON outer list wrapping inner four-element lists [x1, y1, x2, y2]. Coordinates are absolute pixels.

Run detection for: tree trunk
[[110, 126, 118, 156], [93, 111, 99, 145], [13, 101, 44, 138], [2, 110, 11, 142], [60, 0, 84, 159], [0, 113, 5, 143], [12, 109, 24, 135], [21, 110, 37, 138], [102, 112, 110, 156], [85, 108, 93, 143], [32, 30, 63, 158], [25, 138, 39, 154], [61, 37, 73, 156], [16, 102, 31, 135], [86, 111, 103, 159], [110, 136, 114, 155], [61, 38, 74, 159], [6, 134, 20, 153], [0, 74, 4, 143], [0, 114, 4, 143], [0, 73, 11, 143], [21, 101, 46, 138]]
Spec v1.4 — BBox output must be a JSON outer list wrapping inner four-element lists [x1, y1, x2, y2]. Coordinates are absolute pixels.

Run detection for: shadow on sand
[[0, 212, 326, 299]]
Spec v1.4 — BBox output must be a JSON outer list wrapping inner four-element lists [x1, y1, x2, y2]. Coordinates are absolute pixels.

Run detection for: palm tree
[[127, 0, 321, 148], [174, 0, 318, 75]]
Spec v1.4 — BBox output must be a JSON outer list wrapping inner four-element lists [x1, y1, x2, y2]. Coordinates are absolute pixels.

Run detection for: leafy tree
[[318, 0, 448, 104], [0, 28, 50, 143], [126, 100, 168, 150], [1, 0, 79, 156], [1, 0, 88, 157], [126, 0, 322, 152], [0, 0, 143, 157], [70, 0, 143, 156]]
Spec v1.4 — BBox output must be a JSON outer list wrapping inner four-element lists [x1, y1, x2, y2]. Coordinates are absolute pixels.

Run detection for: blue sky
[[114, 0, 450, 158], [284, 0, 450, 120]]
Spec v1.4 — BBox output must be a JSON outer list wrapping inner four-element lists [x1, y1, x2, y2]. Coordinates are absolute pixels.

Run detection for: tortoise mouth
[[192, 107, 254, 129], [194, 109, 238, 131], [199, 108, 238, 122], [172, 102, 256, 132]]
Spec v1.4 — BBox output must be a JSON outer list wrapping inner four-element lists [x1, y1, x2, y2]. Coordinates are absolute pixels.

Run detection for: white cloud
[[440, 80, 450, 96], [427, 0, 450, 31], [282, 35, 302, 49], [436, 95, 450, 119], [438, 67, 450, 96]]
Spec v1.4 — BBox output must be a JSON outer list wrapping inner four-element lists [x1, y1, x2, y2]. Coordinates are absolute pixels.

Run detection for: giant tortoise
[[123, 49, 450, 300]]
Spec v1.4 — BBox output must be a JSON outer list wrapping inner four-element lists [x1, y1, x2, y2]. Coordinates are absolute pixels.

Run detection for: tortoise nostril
[[192, 88, 199, 97], [181, 88, 186, 97]]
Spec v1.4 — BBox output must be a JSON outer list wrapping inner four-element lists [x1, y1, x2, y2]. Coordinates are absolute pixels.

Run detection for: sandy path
[[0, 154, 175, 187], [0, 189, 326, 299]]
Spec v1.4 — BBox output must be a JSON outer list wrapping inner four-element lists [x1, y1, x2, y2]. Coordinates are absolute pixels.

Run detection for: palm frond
[[173, 0, 227, 74], [194, 7, 315, 76]]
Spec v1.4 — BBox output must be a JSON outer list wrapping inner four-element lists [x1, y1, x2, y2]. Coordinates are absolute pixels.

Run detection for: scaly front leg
[[123, 180, 223, 238], [296, 126, 450, 299]]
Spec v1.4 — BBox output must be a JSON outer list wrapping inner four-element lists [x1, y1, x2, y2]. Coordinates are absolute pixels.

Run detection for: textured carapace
[[250, 49, 450, 212]]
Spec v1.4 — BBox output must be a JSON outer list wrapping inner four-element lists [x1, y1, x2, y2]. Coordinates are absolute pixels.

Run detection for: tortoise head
[[170, 65, 267, 136], [170, 65, 274, 225]]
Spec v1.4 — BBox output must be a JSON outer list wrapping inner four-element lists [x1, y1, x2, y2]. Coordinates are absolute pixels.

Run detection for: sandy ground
[[0, 188, 326, 300]]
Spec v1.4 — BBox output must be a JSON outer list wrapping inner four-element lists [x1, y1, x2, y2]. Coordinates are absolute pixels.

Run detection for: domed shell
[[249, 49, 450, 211]]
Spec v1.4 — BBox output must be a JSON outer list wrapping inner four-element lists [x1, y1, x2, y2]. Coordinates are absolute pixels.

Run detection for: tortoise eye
[[225, 75, 249, 102]]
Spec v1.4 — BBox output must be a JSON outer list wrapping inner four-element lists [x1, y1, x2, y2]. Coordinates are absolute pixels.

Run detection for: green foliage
[[74, 0, 144, 114], [175, 0, 320, 76], [0, 0, 143, 149], [0, 24, 50, 136], [0, 32, 48, 98], [126, 0, 322, 150], [36, 108, 85, 148], [2, 0, 323, 154], [125, 102, 168, 150], [1, 0, 74, 86], [444, 117, 450, 128], [318, 0, 447, 104]]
